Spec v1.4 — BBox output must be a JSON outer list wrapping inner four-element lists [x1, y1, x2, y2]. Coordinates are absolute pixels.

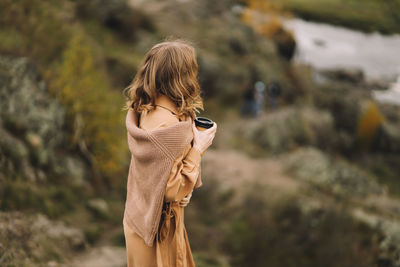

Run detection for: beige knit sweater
[[123, 108, 195, 247]]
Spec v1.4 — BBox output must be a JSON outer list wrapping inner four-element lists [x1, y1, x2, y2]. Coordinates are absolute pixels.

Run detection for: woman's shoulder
[[140, 107, 182, 131]]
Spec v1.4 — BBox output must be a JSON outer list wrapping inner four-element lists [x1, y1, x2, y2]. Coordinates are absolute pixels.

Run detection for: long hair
[[123, 38, 204, 120]]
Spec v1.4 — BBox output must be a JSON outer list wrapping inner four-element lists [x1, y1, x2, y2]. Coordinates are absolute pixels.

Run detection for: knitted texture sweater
[[123, 108, 194, 247]]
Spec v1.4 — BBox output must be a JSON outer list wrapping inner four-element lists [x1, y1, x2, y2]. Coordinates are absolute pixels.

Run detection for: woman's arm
[[164, 144, 201, 203]]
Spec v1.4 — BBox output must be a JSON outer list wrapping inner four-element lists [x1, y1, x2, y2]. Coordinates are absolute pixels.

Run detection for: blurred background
[[1, 0, 400, 266]]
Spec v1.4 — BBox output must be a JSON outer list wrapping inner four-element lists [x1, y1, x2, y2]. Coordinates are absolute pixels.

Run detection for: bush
[[75, 0, 155, 41], [0, 0, 70, 65], [0, 179, 81, 219], [234, 107, 335, 154], [187, 178, 381, 267], [50, 35, 128, 187], [356, 101, 386, 150], [283, 147, 383, 196], [224, 193, 380, 267]]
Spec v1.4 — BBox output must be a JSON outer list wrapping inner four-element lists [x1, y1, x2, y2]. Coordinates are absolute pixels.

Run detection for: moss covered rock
[[0, 55, 88, 185], [234, 107, 335, 154], [283, 147, 383, 196], [0, 212, 86, 266]]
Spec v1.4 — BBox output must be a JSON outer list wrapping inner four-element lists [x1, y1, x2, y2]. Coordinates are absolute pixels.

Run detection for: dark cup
[[194, 117, 214, 131], [194, 117, 214, 156]]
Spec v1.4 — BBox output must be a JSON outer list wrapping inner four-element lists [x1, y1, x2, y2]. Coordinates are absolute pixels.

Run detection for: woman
[[122, 39, 217, 267]]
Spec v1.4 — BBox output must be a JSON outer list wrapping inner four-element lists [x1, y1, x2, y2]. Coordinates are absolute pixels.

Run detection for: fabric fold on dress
[[155, 201, 195, 267]]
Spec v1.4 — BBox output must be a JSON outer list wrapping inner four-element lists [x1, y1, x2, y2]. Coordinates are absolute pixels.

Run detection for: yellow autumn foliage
[[240, 0, 286, 39], [356, 101, 385, 149], [259, 15, 285, 38], [50, 35, 128, 186]]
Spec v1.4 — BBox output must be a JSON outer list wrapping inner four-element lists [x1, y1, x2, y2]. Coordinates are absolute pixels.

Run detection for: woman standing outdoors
[[122, 39, 217, 266]]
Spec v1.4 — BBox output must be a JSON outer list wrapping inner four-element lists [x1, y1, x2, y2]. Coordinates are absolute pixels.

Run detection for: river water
[[282, 18, 400, 82]]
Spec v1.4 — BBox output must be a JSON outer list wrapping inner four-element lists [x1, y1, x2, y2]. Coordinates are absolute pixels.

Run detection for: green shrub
[[223, 187, 380, 267], [234, 107, 335, 154], [75, 0, 155, 41], [0, 0, 70, 65], [0, 179, 80, 219], [267, 0, 400, 34], [50, 35, 128, 186], [84, 224, 104, 245], [187, 178, 381, 267], [0, 0, 131, 188], [283, 147, 383, 196]]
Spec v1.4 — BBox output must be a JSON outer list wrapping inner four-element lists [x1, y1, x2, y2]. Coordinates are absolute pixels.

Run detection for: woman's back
[[122, 39, 216, 267], [124, 94, 200, 267]]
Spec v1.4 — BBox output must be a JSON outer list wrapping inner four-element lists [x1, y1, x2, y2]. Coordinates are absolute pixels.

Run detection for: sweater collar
[[126, 108, 192, 137], [154, 94, 179, 115]]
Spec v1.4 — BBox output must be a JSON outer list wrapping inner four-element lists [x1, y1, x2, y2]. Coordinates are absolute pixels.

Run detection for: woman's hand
[[192, 121, 217, 155], [179, 192, 192, 207]]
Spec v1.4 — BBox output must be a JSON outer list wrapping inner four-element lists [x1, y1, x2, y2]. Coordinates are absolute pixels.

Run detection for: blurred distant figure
[[241, 82, 257, 117], [254, 81, 266, 117], [267, 81, 281, 111]]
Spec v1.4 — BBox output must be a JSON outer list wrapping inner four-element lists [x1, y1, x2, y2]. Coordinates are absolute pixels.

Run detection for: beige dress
[[123, 96, 202, 267]]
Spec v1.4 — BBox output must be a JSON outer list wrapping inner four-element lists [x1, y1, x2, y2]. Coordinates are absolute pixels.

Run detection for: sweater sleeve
[[164, 144, 202, 202], [140, 109, 202, 202]]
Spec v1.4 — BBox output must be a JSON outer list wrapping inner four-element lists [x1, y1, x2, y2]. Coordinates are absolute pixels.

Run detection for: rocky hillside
[[0, 55, 89, 212], [1, 0, 400, 266]]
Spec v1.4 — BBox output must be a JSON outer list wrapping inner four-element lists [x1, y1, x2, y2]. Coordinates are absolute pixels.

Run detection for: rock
[[25, 132, 42, 148], [320, 67, 365, 84], [75, 0, 155, 40], [312, 83, 375, 152], [32, 214, 86, 250], [365, 78, 390, 91], [375, 122, 400, 153], [272, 25, 297, 61], [0, 212, 87, 266], [0, 55, 64, 172], [87, 198, 109, 218], [353, 209, 400, 267], [373, 76, 400, 105], [0, 55, 89, 186], [0, 56, 66, 145], [283, 147, 384, 196], [0, 127, 37, 182], [0, 126, 29, 160], [235, 107, 335, 154], [71, 246, 127, 267], [65, 156, 87, 187]]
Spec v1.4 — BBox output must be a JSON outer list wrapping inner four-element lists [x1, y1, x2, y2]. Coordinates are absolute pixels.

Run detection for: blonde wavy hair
[[123, 38, 204, 120]]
